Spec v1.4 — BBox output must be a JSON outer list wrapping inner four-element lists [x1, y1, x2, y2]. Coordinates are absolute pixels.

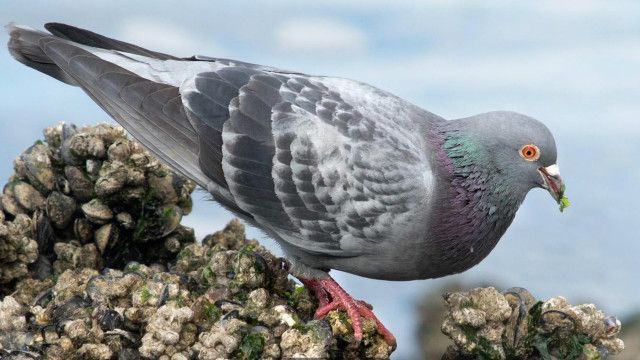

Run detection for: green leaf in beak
[[557, 184, 570, 212]]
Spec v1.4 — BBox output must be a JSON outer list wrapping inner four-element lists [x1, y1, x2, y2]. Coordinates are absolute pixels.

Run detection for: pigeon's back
[[8, 23, 444, 279]]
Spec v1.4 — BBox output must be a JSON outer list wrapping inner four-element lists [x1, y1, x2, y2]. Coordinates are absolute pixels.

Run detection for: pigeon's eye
[[519, 144, 540, 161]]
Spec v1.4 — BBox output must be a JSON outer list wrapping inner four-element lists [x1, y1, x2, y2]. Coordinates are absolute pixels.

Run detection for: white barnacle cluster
[[441, 287, 624, 360], [0, 213, 38, 284], [0, 296, 29, 351], [139, 304, 195, 359], [441, 287, 512, 358]]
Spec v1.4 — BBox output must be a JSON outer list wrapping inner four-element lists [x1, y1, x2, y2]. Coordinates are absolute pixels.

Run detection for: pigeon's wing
[[8, 23, 437, 258], [182, 70, 436, 256]]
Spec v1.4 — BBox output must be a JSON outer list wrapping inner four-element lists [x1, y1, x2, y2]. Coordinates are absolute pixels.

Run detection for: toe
[[314, 301, 339, 318]]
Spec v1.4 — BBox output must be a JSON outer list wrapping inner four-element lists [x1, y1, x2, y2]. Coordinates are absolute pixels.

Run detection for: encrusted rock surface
[[0, 213, 38, 284], [0, 122, 392, 359], [0, 122, 196, 290], [441, 287, 625, 360], [0, 219, 391, 359]]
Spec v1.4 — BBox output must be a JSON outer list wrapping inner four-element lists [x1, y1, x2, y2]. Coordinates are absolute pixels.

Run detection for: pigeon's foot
[[299, 277, 397, 348]]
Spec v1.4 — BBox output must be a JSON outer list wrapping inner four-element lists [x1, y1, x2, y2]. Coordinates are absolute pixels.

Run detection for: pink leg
[[298, 276, 397, 347], [299, 278, 330, 307]]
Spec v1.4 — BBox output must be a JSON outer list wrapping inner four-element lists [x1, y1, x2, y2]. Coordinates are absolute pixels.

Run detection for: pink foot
[[299, 277, 397, 348]]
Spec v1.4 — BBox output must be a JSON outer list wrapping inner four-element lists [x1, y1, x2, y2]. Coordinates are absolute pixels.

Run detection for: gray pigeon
[[7, 23, 567, 346]]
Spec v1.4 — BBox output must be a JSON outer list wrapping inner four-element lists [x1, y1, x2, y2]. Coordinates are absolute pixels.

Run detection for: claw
[[298, 276, 397, 348]]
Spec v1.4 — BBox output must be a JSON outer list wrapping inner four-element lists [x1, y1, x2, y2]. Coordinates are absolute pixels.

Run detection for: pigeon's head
[[445, 111, 567, 210]]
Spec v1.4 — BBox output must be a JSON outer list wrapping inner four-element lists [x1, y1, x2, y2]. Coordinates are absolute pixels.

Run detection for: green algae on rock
[[441, 287, 624, 360]]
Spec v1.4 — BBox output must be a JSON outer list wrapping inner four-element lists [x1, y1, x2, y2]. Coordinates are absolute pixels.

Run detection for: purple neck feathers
[[423, 125, 524, 277]]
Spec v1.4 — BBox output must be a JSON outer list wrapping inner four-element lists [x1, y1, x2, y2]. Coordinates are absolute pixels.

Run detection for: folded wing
[[7, 23, 437, 257]]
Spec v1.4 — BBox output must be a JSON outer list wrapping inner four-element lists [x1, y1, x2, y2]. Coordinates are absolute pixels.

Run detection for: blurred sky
[[1, 1, 639, 358]]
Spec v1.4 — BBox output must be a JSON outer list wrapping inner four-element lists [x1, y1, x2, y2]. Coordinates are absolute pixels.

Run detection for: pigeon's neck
[[424, 122, 525, 277]]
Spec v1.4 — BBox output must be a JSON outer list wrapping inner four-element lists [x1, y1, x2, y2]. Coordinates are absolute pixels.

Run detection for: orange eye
[[519, 144, 540, 161]]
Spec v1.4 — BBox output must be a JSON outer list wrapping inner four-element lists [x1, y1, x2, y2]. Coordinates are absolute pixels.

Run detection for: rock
[[0, 214, 38, 284], [0, 296, 28, 350], [441, 286, 625, 359], [139, 304, 194, 359], [0, 122, 199, 284], [280, 321, 333, 359], [0, 218, 392, 359], [77, 343, 113, 360]]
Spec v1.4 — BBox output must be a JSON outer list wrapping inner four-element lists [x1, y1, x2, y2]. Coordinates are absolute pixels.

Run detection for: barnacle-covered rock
[[0, 219, 392, 359], [52, 241, 102, 274], [139, 304, 195, 359], [0, 213, 38, 284], [441, 287, 625, 359], [0, 122, 197, 287], [280, 320, 333, 359], [0, 296, 28, 351], [193, 317, 247, 359]]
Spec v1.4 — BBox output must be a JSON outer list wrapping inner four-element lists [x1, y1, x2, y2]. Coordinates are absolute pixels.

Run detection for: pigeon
[[7, 23, 567, 346]]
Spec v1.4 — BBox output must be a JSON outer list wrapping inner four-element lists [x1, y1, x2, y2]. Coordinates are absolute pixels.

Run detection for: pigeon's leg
[[299, 279, 330, 308], [298, 276, 397, 347]]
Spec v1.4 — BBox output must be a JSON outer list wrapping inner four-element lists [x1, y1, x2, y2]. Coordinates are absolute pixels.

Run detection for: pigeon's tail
[[5, 23, 209, 187], [6, 24, 78, 85]]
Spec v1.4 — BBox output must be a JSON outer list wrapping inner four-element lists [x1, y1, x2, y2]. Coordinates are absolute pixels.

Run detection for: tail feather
[[6, 24, 78, 85], [44, 22, 179, 61]]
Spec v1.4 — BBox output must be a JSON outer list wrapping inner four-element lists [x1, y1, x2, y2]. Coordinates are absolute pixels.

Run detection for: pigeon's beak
[[537, 165, 569, 211], [538, 164, 563, 201]]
